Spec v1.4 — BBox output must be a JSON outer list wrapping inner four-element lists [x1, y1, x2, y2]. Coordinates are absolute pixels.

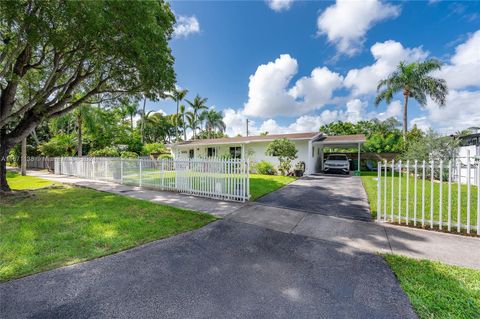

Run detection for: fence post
[[430, 161, 434, 229], [457, 160, 461, 233], [406, 160, 409, 225], [448, 160, 452, 232], [439, 160, 443, 230], [422, 160, 426, 227], [391, 159, 395, 222], [414, 160, 417, 226], [383, 160, 387, 222], [467, 150, 471, 234], [398, 160, 402, 224], [120, 158, 123, 184], [139, 159, 143, 187], [377, 162, 381, 221]]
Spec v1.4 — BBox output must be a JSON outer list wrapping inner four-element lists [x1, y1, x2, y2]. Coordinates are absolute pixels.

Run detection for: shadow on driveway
[[0, 220, 416, 319]]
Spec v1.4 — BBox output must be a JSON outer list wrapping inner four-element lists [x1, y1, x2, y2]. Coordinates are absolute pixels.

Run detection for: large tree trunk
[[77, 112, 82, 156], [403, 91, 409, 141], [0, 129, 11, 192], [21, 137, 27, 176]]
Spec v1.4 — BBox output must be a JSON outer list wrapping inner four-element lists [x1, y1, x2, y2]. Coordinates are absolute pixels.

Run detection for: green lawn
[[386, 255, 480, 319], [362, 171, 478, 230], [5, 170, 60, 189], [249, 174, 297, 200], [0, 173, 216, 282]]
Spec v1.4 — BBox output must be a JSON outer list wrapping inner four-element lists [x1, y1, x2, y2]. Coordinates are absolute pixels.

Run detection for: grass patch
[[249, 174, 297, 201], [361, 171, 478, 228], [0, 173, 216, 282], [5, 170, 60, 190], [386, 254, 480, 319]]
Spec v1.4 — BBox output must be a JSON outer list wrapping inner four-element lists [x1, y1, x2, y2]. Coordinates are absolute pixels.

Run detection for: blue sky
[[146, 0, 480, 136]]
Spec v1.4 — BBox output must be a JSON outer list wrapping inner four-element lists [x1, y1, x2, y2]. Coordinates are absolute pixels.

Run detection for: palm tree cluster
[[166, 90, 226, 142]]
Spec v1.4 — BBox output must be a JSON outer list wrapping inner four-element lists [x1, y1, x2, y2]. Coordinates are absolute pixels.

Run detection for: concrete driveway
[[0, 220, 416, 319], [257, 174, 372, 221]]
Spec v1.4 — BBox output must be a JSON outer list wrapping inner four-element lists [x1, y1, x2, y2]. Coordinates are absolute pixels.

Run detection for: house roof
[[174, 132, 320, 146], [173, 132, 366, 147]]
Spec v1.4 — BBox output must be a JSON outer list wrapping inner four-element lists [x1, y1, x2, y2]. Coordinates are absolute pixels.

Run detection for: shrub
[[120, 151, 139, 159], [38, 133, 77, 157], [255, 160, 277, 175], [89, 146, 120, 157], [265, 138, 297, 176], [158, 153, 173, 160], [143, 142, 166, 155]]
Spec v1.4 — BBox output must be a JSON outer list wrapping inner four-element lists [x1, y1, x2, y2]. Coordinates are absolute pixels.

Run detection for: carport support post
[[307, 140, 313, 175], [357, 143, 361, 174]]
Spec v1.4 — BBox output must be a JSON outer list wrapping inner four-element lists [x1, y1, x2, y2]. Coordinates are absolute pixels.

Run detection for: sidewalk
[[23, 170, 480, 269], [228, 202, 480, 269], [25, 170, 244, 218]]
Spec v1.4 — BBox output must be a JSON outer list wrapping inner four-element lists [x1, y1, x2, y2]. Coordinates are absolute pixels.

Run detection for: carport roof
[[316, 134, 366, 144]]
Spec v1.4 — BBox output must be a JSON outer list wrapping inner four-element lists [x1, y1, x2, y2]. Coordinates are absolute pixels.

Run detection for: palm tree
[[185, 111, 199, 139], [186, 95, 208, 139], [73, 105, 96, 156], [200, 109, 226, 139], [122, 103, 139, 130], [168, 88, 189, 141], [179, 104, 188, 141], [375, 59, 448, 140]]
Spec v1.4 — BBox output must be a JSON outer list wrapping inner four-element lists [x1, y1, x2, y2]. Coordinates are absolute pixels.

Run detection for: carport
[[310, 134, 366, 174]]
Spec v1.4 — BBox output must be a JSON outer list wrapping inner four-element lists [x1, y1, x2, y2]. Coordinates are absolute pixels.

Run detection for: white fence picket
[[54, 157, 249, 202], [376, 158, 479, 236]]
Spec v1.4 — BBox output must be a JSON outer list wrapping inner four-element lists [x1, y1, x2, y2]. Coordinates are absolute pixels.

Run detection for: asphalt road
[[0, 220, 416, 319]]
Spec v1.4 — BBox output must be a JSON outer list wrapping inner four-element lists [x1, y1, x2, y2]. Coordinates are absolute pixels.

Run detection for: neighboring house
[[170, 132, 366, 175]]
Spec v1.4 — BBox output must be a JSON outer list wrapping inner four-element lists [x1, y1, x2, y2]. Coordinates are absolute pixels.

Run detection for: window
[[207, 147, 217, 158], [230, 146, 242, 159], [189, 149, 194, 159]]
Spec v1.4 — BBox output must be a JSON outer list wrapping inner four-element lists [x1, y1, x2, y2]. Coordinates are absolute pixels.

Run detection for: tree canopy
[[0, 0, 176, 190]]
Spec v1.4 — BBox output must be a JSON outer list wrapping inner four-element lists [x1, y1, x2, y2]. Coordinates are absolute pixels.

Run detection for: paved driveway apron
[[0, 220, 415, 319], [257, 174, 371, 222]]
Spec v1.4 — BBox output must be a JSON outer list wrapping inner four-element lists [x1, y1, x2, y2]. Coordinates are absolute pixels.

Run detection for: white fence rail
[[376, 153, 479, 235], [54, 157, 250, 202]]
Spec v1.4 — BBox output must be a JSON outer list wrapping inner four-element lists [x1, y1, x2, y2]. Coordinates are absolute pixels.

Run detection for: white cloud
[[376, 100, 402, 121], [173, 16, 200, 38], [344, 40, 428, 96], [409, 117, 431, 132], [317, 0, 401, 56], [437, 30, 480, 90], [266, 0, 294, 12], [419, 89, 480, 134], [224, 98, 404, 137], [243, 54, 343, 117]]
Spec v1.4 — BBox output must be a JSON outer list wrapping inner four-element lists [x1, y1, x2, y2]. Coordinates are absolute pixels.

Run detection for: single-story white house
[[170, 132, 366, 175]]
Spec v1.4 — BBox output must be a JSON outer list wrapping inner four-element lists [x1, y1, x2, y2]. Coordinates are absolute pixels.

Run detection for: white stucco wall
[[173, 140, 312, 173]]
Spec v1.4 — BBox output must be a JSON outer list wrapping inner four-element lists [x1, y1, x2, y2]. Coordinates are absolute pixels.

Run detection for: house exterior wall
[[173, 140, 311, 172]]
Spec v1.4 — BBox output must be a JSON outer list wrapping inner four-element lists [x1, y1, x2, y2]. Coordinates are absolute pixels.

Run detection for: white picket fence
[[376, 154, 480, 235], [54, 157, 250, 202]]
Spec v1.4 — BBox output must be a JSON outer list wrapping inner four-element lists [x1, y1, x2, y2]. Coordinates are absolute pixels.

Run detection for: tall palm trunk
[[183, 113, 187, 141], [175, 100, 179, 142], [403, 89, 409, 141], [77, 112, 83, 156], [141, 97, 146, 144]]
